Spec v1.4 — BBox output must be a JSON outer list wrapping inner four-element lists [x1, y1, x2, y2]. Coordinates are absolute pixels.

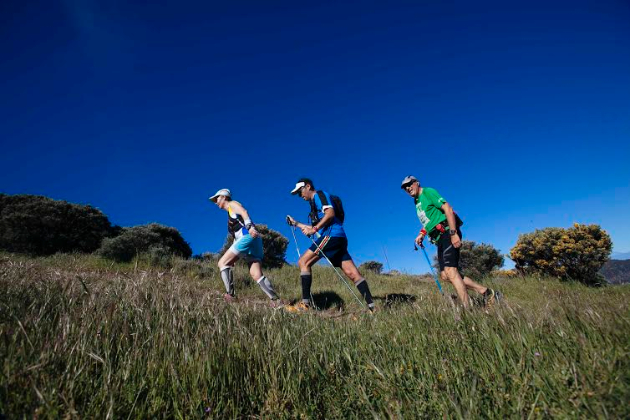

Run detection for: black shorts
[[309, 235, 352, 267], [437, 230, 462, 271]]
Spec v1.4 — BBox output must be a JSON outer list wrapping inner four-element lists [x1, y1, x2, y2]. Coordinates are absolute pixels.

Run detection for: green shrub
[[510, 223, 612, 285], [0, 193, 113, 256], [192, 252, 217, 261], [359, 260, 384, 274], [97, 223, 192, 263], [218, 224, 288, 268], [459, 241, 504, 279], [147, 246, 175, 268], [431, 240, 503, 280]]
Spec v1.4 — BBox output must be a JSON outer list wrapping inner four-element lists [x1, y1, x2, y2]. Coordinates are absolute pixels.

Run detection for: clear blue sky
[[1, 0, 629, 273]]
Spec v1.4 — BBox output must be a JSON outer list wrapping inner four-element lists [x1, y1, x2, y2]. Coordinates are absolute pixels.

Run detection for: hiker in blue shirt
[[286, 178, 375, 312]]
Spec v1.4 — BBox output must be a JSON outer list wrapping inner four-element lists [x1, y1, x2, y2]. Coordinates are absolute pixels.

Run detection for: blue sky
[[1, 0, 629, 273]]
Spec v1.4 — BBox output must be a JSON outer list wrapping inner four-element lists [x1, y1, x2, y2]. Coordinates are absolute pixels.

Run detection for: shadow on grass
[[375, 293, 417, 308], [471, 295, 485, 307], [311, 291, 344, 310]]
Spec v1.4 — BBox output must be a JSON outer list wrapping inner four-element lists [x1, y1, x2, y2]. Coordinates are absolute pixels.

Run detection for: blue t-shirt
[[311, 191, 346, 238]]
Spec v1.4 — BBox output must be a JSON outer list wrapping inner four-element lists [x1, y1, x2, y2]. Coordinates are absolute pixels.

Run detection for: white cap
[[290, 181, 306, 195], [209, 188, 231, 202]]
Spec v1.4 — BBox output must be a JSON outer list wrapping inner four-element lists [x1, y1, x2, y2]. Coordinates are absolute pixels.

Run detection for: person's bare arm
[[441, 202, 461, 248], [287, 207, 334, 237], [229, 201, 259, 238]]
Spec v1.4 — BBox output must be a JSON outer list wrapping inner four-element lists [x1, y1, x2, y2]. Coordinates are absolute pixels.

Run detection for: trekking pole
[[287, 216, 321, 309], [307, 235, 366, 308], [286, 216, 301, 258], [414, 242, 444, 295]]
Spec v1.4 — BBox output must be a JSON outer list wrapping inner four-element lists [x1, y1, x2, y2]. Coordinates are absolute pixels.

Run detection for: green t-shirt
[[414, 187, 447, 233]]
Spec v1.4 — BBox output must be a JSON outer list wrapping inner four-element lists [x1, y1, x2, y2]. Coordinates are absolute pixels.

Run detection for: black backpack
[[309, 191, 345, 226]]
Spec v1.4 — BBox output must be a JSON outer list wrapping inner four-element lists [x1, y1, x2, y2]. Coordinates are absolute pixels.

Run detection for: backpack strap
[[315, 191, 337, 228], [308, 196, 320, 226], [316, 191, 330, 207]]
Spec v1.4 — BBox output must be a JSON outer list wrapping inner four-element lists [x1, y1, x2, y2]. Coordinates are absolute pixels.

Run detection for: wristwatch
[[449, 230, 457, 236]]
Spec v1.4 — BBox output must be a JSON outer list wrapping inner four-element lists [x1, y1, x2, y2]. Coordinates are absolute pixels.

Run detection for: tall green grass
[[1, 252, 629, 418]]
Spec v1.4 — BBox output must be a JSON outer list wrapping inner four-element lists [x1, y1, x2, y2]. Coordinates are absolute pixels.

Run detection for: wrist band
[[420, 228, 427, 236]]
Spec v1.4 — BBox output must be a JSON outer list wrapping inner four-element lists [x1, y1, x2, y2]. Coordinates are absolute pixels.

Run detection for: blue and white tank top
[[227, 206, 248, 239]]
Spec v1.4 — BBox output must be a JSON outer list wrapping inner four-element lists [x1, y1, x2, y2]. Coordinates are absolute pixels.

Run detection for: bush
[[97, 223, 192, 263], [192, 252, 217, 261], [494, 269, 519, 278], [459, 241, 504, 280], [509, 223, 612, 285], [359, 260, 384, 274], [431, 240, 503, 280], [218, 224, 288, 269], [0, 194, 114, 256]]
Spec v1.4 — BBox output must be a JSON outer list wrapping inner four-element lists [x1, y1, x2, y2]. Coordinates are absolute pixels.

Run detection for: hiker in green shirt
[[400, 175, 501, 308]]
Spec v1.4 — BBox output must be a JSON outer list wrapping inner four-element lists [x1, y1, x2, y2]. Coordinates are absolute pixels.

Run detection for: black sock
[[356, 279, 374, 306], [300, 273, 312, 303]]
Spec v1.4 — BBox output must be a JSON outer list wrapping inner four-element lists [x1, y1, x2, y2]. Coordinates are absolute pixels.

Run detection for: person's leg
[[240, 237, 280, 301], [285, 249, 320, 312], [248, 259, 263, 280], [462, 276, 487, 294], [443, 267, 470, 307], [438, 233, 471, 308], [249, 261, 279, 301], [441, 260, 499, 308], [297, 249, 321, 306], [457, 230, 500, 305], [340, 259, 375, 310], [218, 250, 239, 298]]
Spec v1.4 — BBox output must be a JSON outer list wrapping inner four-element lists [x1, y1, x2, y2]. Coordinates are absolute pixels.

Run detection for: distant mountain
[[600, 259, 630, 285], [611, 252, 630, 260]]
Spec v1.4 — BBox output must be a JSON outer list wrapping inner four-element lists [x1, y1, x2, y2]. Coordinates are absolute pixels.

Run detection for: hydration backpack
[[309, 191, 345, 226]]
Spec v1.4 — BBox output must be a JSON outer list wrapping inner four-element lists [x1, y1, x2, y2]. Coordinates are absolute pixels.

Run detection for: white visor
[[209, 188, 231, 202], [290, 182, 306, 195]]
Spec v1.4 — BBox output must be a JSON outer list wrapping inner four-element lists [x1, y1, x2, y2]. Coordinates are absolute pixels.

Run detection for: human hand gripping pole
[[286, 215, 301, 258]]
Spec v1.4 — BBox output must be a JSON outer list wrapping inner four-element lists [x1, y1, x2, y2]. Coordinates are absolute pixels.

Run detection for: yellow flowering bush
[[509, 223, 612, 285]]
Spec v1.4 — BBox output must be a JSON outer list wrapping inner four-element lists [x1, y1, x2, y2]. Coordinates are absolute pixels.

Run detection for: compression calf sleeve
[[300, 272, 312, 304], [355, 278, 375, 308], [257, 276, 278, 300], [220, 267, 234, 296]]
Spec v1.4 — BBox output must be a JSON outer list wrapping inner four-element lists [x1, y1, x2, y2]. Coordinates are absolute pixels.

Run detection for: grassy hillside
[[1, 252, 629, 418]]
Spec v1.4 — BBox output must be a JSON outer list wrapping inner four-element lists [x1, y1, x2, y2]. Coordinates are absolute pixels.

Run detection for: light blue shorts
[[229, 235, 264, 262]]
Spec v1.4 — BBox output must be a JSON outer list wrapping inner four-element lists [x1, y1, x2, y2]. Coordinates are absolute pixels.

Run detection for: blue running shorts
[[229, 235, 264, 262]]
